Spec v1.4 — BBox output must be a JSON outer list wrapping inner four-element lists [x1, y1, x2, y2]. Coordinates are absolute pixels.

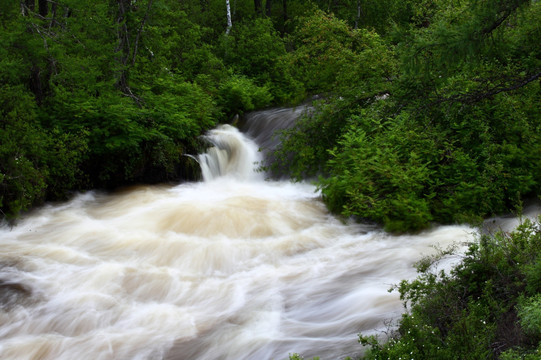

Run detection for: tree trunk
[[48, 2, 57, 30], [29, 65, 44, 105], [265, 0, 271, 17], [26, 0, 35, 11], [131, 0, 154, 66], [200, 0, 208, 12], [226, 0, 232, 34], [115, 0, 130, 68], [22, 0, 35, 16], [114, 0, 142, 106], [254, 0, 262, 15], [38, 0, 47, 17], [354, 0, 362, 29]]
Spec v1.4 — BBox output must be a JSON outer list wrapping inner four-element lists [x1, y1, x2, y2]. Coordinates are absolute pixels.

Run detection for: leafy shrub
[[218, 75, 273, 116], [218, 18, 286, 82], [284, 10, 395, 96], [359, 217, 541, 359], [518, 294, 541, 338], [216, 18, 303, 103], [276, 78, 540, 233], [0, 84, 88, 218], [321, 111, 436, 233], [271, 99, 353, 180]]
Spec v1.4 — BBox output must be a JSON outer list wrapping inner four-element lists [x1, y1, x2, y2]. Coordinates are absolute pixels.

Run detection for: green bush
[[218, 18, 286, 82], [271, 99, 354, 179], [273, 1, 540, 233], [518, 294, 541, 337], [284, 10, 395, 95], [321, 117, 435, 232], [218, 75, 273, 116], [359, 217, 541, 359], [216, 18, 303, 103], [277, 81, 540, 233], [0, 84, 88, 218]]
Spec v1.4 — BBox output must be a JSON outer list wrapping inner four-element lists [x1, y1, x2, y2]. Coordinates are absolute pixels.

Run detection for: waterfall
[[196, 125, 262, 182]]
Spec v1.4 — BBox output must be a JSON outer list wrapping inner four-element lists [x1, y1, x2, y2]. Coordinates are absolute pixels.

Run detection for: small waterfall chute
[[196, 125, 262, 182]]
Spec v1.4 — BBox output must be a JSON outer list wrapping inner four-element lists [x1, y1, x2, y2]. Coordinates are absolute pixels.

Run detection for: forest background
[[1, 0, 539, 232], [1, 1, 540, 358]]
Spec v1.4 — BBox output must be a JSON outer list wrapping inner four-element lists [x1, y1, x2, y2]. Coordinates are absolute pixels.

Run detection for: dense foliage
[[274, 0, 541, 233], [0, 0, 290, 218], [358, 216, 541, 359], [2, 0, 539, 226]]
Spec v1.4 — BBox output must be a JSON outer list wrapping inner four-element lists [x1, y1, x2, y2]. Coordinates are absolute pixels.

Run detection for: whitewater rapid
[[0, 121, 481, 360]]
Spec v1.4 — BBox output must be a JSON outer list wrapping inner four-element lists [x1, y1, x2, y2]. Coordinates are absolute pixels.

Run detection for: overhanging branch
[[429, 69, 541, 107]]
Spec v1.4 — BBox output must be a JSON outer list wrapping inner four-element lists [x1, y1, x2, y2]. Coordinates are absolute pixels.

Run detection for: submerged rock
[[0, 279, 32, 310]]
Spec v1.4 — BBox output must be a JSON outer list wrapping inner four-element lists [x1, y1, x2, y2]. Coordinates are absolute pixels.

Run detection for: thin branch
[[479, 0, 526, 37], [468, 70, 541, 102], [429, 69, 541, 106], [48, 1, 57, 32], [131, 0, 154, 66], [121, 87, 144, 108], [115, 0, 130, 65], [480, 10, 513, 36]]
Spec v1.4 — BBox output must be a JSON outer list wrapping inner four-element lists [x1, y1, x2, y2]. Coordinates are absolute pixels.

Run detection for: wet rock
[[0, 280, 32, 310]]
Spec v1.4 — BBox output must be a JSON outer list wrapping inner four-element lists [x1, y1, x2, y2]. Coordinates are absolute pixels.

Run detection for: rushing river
[[1, 108, 534, 360]]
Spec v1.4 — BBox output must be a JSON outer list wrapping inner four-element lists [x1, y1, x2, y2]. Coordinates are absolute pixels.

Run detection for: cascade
[[196, 124, 262, 182]]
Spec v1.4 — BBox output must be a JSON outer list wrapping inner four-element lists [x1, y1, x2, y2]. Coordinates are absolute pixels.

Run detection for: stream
[[1, 108, 535, 360]]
